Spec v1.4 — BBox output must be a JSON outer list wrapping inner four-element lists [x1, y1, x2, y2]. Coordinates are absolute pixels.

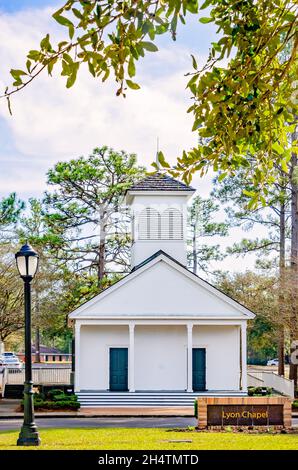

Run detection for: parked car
[[2, 352, 17, 358], [267, 358, 279, 366], [0, 355, 23, 370]]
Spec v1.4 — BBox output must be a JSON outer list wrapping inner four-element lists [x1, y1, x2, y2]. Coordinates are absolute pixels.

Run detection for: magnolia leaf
[[157, 151, 170, 168], [72, 8, 83, 20], [199, 17, 213, 24], [27, 50, 40, 61], [200, 0, 212, 8], [26, 60, 32, 73], [272, 141, 284, 155], [40, 34, 52, 51], [53, 13, 73, 28], [191, 54, 198, 70], [128, 57, 136, 78], [66, 64, 79, 88], [242, 189, 256, 198], [10, 69, 27, 78], [140, 41, 158, 52], [53, 13, 75, 39], [218, 172, 227, 182], [126, 79, 140, 90], [280, 158, 289, 173], [186, 0, 199, 14]]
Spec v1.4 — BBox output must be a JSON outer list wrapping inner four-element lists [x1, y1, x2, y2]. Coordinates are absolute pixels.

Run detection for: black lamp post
[[15, 243, 40, 446]]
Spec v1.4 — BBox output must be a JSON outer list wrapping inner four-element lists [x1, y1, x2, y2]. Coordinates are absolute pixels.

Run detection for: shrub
[[194, 399, 198, 418], [248, 386, 272, 396], [21, 392, 80, 411], [34, 397, 80, 411], [46, 389, 65, 400], [51, 393, 77, 402], [292, 400, 298, 409]]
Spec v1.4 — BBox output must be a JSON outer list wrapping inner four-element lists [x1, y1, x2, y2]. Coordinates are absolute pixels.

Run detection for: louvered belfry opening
[[139, 208, 160, 240], [161, 208, 183, 240], [126, 172, 195, 267], [138, 207, 183, 241]]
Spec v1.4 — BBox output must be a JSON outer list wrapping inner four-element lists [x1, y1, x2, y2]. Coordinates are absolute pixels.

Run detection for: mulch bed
[[167, 427, 298, 434], [15, 406, 78, 413]]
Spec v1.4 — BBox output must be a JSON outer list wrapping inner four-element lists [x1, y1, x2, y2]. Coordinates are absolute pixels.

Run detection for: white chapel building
[[69, 173, 255, 406]]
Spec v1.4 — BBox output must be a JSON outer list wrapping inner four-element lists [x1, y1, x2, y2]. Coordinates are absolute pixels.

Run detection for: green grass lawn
[[0, 428, 298, 450]]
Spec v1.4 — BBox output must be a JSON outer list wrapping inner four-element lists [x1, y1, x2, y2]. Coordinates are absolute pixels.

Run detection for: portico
[[73, 318, 248, 394]]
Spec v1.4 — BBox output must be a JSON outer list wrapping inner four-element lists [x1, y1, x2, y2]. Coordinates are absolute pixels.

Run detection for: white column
[[187, 323, 193, 392], [241, 323, 247, 391], [74, 322, 81, 392], [129, 323, 135, 392]]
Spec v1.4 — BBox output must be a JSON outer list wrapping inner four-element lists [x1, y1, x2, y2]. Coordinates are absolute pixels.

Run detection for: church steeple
[[126, 172, 195, 269]]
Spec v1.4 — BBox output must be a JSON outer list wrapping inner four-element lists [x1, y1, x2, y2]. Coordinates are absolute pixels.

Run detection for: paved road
[[0, 417, 196, 431], [1, 416, 297, 431]]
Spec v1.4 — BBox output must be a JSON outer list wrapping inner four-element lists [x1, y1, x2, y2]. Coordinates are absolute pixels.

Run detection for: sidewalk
[[0, 399, 193, 419], [1, 399, 296, 420]]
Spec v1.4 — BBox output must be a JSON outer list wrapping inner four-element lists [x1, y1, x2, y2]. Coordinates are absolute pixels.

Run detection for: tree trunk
[[98, 241, 105, 287], [34, 287, 41, 363], [278, 200, 286, 376], [289, 124, 298, 395], [34, 327, 41, 363], [192, 224, 197, 275], [97, 210, 106, 288]]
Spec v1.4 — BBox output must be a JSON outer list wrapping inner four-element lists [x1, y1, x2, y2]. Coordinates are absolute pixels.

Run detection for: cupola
[[126, 172, 195, 268]]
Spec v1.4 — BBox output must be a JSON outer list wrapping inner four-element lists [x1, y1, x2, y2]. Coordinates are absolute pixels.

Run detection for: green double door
[[192, 348, 206, 391], [109, 348, 128, 391]]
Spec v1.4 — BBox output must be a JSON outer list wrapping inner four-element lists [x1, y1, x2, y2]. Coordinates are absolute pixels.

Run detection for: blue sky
[[0, 0, 56, 12], [0, 2, 266, 273], [0, 1, 217, 198]]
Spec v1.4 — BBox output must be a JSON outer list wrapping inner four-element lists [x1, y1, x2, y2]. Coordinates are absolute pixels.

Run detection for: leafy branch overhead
[[2, 0, 298, 201]]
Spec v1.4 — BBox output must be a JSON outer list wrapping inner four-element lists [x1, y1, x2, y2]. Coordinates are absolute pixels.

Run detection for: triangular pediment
[[69, 252, 255, 320]]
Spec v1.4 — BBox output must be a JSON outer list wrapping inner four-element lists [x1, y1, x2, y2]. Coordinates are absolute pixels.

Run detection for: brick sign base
[[197, 397, 292, 429]]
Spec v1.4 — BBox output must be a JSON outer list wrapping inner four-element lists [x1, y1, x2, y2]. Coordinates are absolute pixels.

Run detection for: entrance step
[[76, 391, 246, 407]]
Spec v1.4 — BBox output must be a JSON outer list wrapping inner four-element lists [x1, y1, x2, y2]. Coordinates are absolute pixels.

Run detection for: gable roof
[[30, 345, 64, 354], [127, 172, 195, 192], [69, 250, 256, 320]]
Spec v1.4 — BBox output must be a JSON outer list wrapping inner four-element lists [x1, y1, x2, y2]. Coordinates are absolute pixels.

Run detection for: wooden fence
[[6, 367, 71, 385]]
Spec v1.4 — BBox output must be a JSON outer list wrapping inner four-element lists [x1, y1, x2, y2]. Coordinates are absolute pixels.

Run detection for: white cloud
[[0, 6, 198, 175], [0, 6, 265, 274]]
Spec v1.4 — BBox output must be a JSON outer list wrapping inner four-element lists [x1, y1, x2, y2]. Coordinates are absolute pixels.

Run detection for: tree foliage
[[188, 195, 228, 274], [45, 146, 145, 285], [0, 193, 24, 239], [212, 166, 291, 264], [0, 246, 23, 342], [216, 271, 280, 362], [2, 1, 297, 200], [17, 198, 71, 349]]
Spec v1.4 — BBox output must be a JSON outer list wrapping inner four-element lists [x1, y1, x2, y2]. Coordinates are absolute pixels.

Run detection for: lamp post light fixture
[[15, 242, 40, 446]]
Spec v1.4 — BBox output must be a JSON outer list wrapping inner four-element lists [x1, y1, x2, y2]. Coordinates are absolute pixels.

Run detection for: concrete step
[[78, 401, 197, 404], [78, 391, 199, 394], [76, 391, 246, 407]]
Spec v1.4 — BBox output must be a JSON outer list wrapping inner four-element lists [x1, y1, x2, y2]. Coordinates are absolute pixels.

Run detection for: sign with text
[[207, 405, 284, 426]]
